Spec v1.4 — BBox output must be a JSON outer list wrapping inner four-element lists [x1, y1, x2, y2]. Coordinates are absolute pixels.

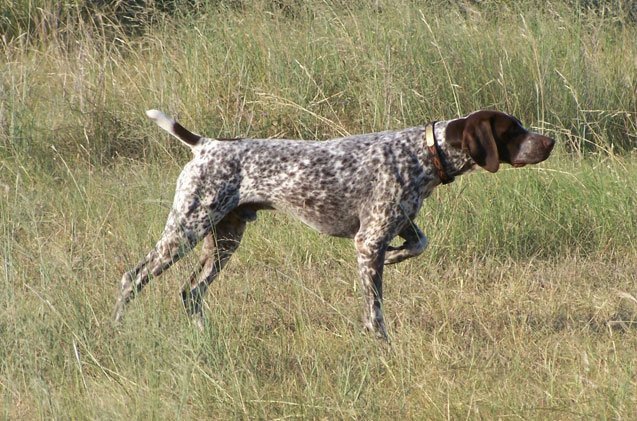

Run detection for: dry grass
[[1, 156, 636, 418], [1, 0, 637, 418]]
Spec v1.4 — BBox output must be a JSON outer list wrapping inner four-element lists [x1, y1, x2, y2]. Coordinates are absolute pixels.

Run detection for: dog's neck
[[431, 120, 477, 180]]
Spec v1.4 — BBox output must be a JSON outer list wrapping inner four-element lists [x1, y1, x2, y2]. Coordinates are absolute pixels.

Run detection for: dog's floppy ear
[[463, 119, 500, 173]]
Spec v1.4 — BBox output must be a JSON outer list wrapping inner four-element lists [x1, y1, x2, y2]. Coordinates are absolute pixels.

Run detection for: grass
[[1, 0, 636, 165], [2, 156, 636, 418], [1, 0, 637, 418]]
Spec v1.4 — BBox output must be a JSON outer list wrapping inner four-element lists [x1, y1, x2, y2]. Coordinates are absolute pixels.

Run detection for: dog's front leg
[[384, 223, 428, 265], [354, 233, 388, 340]]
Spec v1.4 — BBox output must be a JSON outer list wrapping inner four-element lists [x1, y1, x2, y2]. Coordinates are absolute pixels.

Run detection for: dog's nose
[[543, 137, 555, 149]]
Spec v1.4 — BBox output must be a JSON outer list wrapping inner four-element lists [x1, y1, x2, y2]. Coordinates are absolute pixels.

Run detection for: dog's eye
[[504, 121, 524, 137]]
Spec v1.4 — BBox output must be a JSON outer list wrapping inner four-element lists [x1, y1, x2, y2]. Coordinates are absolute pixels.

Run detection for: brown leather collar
[[425, 122, 455, 185]]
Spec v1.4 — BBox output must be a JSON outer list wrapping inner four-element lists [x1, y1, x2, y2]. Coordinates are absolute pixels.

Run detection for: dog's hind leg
[[113, 206, 215, 324], [181, 210, 248, 330]]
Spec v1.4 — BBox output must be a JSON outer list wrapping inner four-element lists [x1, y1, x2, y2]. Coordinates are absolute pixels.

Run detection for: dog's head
[[447, 110, 555, 173]]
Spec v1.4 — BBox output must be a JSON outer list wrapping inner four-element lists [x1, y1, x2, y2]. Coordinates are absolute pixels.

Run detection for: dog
[[114, 109, 554, 340]]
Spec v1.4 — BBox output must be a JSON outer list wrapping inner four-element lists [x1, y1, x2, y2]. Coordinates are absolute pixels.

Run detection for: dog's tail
[[146, 109, 202, 148]]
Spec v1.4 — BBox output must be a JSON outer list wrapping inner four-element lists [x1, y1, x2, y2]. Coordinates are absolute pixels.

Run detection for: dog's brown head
[[446, 110, 555, 173]]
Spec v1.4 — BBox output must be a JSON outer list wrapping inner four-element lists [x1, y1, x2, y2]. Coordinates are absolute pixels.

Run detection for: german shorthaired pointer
[[114, 109, 554, 339]]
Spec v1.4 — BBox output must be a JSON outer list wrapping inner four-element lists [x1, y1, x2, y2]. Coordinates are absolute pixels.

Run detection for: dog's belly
[[238, 169, 366, 237], [283, 205, 360, 238], [237, 192, 361, 237]]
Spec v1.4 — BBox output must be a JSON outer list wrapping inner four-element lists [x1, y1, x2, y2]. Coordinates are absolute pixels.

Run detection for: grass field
[[2, 0, 637, 419]]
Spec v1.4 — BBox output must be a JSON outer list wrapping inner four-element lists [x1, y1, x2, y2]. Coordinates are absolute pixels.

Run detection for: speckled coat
[[114, 109, 555, 340]]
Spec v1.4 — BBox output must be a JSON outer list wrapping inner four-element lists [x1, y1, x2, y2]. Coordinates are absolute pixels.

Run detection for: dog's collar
[[425, 122, 455, 185]]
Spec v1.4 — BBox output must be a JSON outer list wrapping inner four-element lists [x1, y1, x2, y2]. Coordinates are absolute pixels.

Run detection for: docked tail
[[146, 109, 202, 148]]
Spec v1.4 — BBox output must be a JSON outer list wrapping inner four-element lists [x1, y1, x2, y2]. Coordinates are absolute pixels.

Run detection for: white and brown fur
[[114, 109, 555, 340]]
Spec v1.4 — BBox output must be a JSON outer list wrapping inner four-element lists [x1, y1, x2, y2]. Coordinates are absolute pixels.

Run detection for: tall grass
[[1, 0, 636, 166], [2, 155, 636, 418], [1, 0, 637, 419]]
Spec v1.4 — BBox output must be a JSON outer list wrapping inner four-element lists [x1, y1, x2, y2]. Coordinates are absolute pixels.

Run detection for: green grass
[[1, 0, 636, 165], [1, 0, 637, 418], [2, 157, 636, 419]]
